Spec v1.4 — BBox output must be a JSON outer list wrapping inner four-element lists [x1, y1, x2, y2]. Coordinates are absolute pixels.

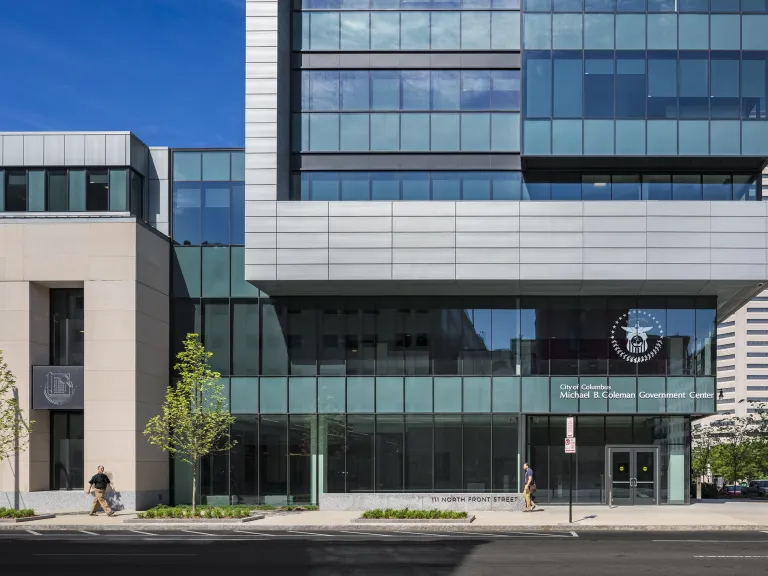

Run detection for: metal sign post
[[566, 417, 575, 524]]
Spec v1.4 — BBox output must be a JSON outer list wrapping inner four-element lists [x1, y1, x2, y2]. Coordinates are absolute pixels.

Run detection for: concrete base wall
[[320, 493, 525, 512], [0, 489, 170, 513]]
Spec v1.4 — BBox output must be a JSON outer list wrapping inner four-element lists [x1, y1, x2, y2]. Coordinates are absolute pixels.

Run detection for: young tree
[[691, 424, 715, 483], [144, 333, 235, 513], [0, 351, 34, 483], [708, 416, 761, 484], [751, 402, 768, 477]]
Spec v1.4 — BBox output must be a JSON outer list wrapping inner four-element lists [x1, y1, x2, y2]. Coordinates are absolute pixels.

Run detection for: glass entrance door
[[607, 447, 658, 505], [633, 450, 656, 503]]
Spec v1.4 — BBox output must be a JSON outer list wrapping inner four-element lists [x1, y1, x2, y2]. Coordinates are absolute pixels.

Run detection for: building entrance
[[607, 447, 659, 506]]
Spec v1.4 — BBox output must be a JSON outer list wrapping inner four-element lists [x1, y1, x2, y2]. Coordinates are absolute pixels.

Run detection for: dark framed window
[[48, 170, 68, 212], [50, 288, 85, 366], [5, 170, 28, 212], [86, 170, 110, 211], [51, 411, 84, 490]]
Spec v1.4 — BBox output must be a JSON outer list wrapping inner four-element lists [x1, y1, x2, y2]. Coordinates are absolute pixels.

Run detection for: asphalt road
[[2, 530, 768, 576]]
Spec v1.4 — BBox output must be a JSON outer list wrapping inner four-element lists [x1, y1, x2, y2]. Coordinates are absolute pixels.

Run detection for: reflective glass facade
[[520, 8, 768, 155], [294, 171, 760, 200], [298, 70, 521, 112], [294, 70, 521, 151], [294, 10, 521, 51], [295, 112, 520, 152], [171, 151, 245, 246]]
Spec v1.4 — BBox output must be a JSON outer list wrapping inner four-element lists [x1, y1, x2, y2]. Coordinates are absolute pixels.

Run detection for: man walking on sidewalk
[[523, 462, 537, 512], [87, 465, 114, 516]]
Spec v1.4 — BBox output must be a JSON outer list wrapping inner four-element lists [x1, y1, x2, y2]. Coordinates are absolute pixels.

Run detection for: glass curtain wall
[[293, 171, 760, 200], [194, 413, 520, 505], [293, 9, 522, 51], [294, 69, 521, 153], [168, 294, 717, 380], [521, 7, 768, 155]]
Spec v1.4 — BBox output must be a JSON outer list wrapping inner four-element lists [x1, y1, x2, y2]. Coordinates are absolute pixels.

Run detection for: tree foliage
[[699, 405, 768, 484], [0, 350, 33, 465], [143, 334, 235, 512], [691, 424, 716, 481]]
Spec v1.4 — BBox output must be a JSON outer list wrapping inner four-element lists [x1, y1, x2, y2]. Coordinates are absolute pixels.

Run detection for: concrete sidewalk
[[1, 502, 767, 531]]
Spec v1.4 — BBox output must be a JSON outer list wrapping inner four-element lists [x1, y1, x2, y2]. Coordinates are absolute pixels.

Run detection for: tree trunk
[[192, 461, 197, 515]]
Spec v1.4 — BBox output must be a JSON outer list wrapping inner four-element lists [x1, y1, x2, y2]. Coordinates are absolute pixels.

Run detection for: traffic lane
[[0, 538, 485, 576], [3, 536, 768, 576]]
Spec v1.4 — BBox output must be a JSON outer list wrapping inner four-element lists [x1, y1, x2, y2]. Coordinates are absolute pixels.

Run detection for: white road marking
[[655, 540, 768, 543], [454, 532, 515, 538], [79, 530, 98, 536], [128, 530, 156, 536], [339, 531, 393, 537], [501, 531, 575, 538], [695, 556, 768, 559], [143, 537, 268, 541], [181, 530, 216, 536], [393, 531, 453, 538], [288, 531, 335, 537], [571, 531, 579, 538], [25, 529, 41, 536], [35, 553, 195, 557], [234, 530, 275, 536]]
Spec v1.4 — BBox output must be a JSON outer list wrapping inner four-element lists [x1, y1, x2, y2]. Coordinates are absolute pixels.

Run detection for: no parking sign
[[565, 437, 576, 454]]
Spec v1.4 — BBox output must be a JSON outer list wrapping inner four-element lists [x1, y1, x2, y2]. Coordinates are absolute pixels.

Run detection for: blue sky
[[0, 0, 245, 148]]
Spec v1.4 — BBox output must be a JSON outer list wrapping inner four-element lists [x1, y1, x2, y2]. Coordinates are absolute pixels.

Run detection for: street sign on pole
[[566, 417, 576, 525]]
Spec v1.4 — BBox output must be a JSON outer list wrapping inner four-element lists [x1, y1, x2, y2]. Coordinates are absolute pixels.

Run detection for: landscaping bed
[[0, 507, 55, 523], [129, 504, 318, 523], [355, 508, 474, 524]]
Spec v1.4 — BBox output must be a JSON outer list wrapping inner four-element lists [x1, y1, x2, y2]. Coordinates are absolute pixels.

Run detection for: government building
[[2, 0, 768, 512]]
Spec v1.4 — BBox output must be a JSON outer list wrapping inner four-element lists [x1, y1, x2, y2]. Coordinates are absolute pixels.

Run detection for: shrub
[[361, 508, 467, 520], [136, 503, 320, 519], [0, 507, 36, 519]]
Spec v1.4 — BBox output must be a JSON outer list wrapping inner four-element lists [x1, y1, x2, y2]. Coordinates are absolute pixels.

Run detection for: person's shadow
[[99, 471, 124, 512]]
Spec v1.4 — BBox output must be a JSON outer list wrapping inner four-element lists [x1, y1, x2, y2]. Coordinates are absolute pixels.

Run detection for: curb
[[353, 516, 475, 524], [0, 515, 56, 523], [124, 515, 264, 524], [0, 524, 766, 532]]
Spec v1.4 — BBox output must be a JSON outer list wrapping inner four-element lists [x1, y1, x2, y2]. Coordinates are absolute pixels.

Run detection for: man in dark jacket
[[87, 465, 114, 516]]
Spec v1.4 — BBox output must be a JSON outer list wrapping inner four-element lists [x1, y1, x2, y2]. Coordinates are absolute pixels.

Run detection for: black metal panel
[[294, 52, 521, 70], [292, 153, 522, 171], [32, 366, 85, 410], [522, 156, 768, 174]]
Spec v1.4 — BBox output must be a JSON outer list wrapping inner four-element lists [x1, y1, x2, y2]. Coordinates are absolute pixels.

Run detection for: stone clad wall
[[320, 493, 525, 512]]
